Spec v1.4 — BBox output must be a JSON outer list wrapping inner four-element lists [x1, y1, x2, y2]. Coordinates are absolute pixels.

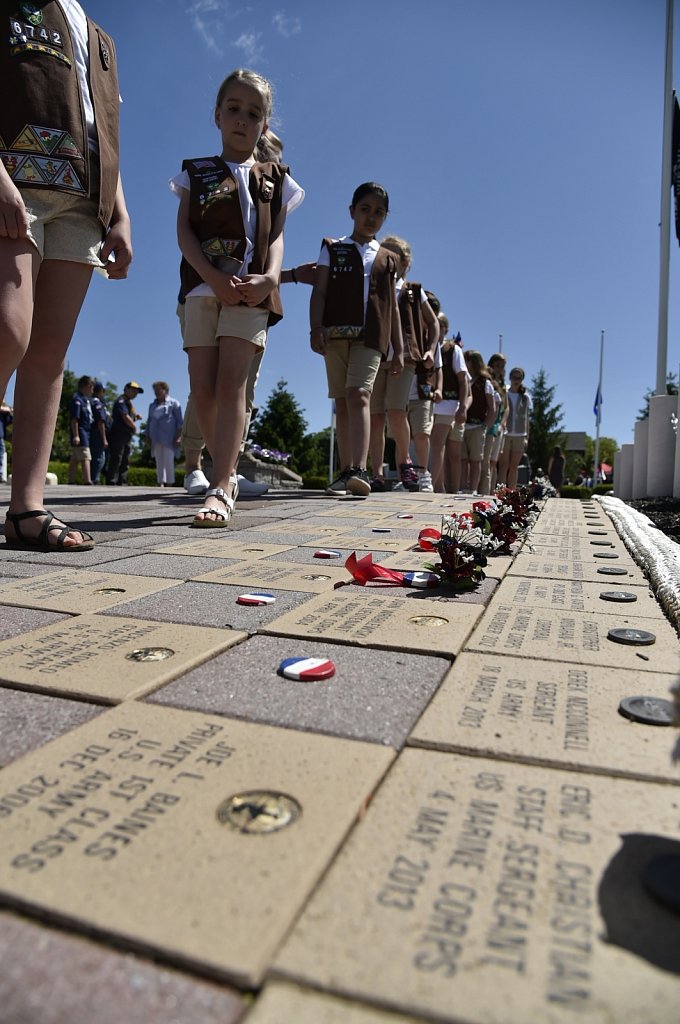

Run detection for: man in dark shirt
[[68, 375, 94, 484], [90, 381, 110, 484], [105, 381, 143, 485]]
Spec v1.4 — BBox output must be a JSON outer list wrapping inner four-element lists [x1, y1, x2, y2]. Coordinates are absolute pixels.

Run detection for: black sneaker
[[346, 467, 371, 496], [326, 467, 353, 495]]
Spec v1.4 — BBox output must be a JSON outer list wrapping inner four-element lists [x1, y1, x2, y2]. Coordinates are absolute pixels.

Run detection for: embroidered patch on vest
[[1, 124, 85, 193]]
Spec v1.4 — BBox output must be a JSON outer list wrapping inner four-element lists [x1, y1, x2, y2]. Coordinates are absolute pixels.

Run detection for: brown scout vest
[[441, 345, 460, 400], [399, 281, 427, 362], [179, 156, 285, 326], [466, 376, 489, 424], [321, 239, 398, 357], [1, 0, 120, 228]]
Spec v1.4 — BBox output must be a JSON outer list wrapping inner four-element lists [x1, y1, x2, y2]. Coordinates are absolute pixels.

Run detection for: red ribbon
[[417, 527, 441, 551], [345, 552, 405, 586]]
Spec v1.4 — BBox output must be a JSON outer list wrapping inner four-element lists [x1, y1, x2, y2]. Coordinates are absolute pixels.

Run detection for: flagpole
[[593, 330, 604, 483], [656, 0, 674, 395]]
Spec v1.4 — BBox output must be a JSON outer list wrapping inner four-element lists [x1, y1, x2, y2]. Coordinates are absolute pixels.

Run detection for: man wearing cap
[[90, 381, 110, 484], [106, 381, 143, 485]]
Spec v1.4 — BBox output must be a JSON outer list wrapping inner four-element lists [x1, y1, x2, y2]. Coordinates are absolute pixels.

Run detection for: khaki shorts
[[462, 425, 486, 461], [324, 339, 382, 398], [370, 362, 415, 413], [408, 399, 434, 436], [446, 419, 466, 443], [504, 434, 527, 454], [22, 183, 104, 265], [485, 431, 503, 463], [70, 445, 91, 462], [181, 297, 268, 350]]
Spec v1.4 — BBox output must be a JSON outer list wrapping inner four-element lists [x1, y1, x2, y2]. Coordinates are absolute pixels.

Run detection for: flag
[[593, 385, 602, 418], [673, 93, 680, 244]]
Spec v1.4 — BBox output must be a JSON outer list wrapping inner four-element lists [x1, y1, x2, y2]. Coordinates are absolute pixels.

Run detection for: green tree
[[637, 372, 678, 420], [527, 367, 565, 473], [296, 427, 334, 478], [250, 379, 308, 469]]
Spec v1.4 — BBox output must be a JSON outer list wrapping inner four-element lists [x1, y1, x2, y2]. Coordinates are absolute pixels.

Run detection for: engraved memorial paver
[[465, 602, 679, 673], [409, 653, 680, 783], [0, 615, 245, 702], [495, 576, 665, 620], [274, 750, 680, 1023], [0, 702, 394, 986], [0, 570, 183, 614], [192, 559, 349, 593], [262, 588, 482, 656], [147, 634, 448, 748], [249, 982, 426, 1024], [150, 538, 298, 558], [508, 551, 648, 585]]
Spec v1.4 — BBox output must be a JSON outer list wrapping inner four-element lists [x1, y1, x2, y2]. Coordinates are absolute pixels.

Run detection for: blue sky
[[14, 0, 680, 448]]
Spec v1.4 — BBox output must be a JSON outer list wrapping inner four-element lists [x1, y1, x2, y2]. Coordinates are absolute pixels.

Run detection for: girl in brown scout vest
[[310, 183, 404, 496], [1, 0, 132, 552], [172, 69, 304, 527]]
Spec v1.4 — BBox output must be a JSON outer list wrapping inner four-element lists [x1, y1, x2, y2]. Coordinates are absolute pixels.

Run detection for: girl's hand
[[421, 350, 435, 369], [0, 176, 29, 240], [210, 273, 243, 306], [235, 274, 274, 307], [99, 217, 133, 279], [433, 389, 442, 404], [389, 353, 404, 376], [310, 326, 327, 355]]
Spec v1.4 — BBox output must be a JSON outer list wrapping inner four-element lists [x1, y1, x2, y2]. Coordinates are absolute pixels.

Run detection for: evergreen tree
[[637, 372, 678, 420], [250, 379, 308, 469], [297, 427, 334, 478], [527, 367, 565, 473]]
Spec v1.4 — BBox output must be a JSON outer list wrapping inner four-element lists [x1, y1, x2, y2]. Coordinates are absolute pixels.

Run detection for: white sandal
[[190, 487, 235, 528]]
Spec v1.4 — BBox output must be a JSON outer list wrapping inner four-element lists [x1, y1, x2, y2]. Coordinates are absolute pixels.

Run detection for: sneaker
[[399, 462, 419, 492], [184, 469, 209, 495], [418, 470, 434, 492], [236, 474, 268, 496], [326, 468, 353, 495], [346, 467, 371, 496], [370, 476, 386, 492]]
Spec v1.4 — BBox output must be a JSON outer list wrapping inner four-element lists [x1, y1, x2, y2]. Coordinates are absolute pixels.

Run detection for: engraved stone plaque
[[262, 589, 483, 656], [0, 702, 393, 986], [497, 577, 665, 620], [275, 750, 680, 1023], [192, 560, 349, 593], [248, 982, 427, 1023], [0, 615, 245, 702], [409, 653, 680, 783], [508, 552, 647, 585], [150, 539, 295, 559], [465, 603, 679, 673], [0, 570, 183, 614]]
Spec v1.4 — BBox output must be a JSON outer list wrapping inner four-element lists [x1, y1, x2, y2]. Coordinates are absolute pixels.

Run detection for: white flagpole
[[656, 0, 674, 395], [593, 330, 604, 483]]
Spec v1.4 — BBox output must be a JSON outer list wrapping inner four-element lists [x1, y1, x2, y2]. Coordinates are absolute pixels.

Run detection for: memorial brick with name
[[0, 702, 393, 986], [508, 551, 648, 585], [248, 982, 427, 1023], [0, 615, 245, 702], [495, 576, 665, 620], [262, 589, 483, 656], [274, 750, 680, 1023], [150, 539, 296, 559], [465, 602, 679, 673], [0, 570, 183, 614], [409, 653, 680, 783], [192, 559, 349, 593]]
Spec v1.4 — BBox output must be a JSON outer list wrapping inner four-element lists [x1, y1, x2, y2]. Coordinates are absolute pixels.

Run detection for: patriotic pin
[[278, 657, 336, 681], [397, 513, 413, 519], [237, 593, 276, 606], [314, 549, 342, 558], [404, 571, 440, 588]]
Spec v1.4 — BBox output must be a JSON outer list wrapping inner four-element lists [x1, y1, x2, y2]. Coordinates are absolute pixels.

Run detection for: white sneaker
[[418, 471, 434, 492], [184, 469, 209, 495], [236, 474, 268, 496]]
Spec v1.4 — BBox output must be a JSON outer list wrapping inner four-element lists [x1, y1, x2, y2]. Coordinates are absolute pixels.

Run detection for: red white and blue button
[[404, 571, 440, 588], [313, 549, 342, 559], [278, 657, 336, 681], [397, 513, 413, 519], [236, 593, 276, 606]]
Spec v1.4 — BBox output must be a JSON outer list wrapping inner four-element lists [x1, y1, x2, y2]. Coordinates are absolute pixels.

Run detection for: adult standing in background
[[68, 374, 94, 483], [147, 381, 183, 487], [90, 380, 110, 484], [547, 444, 565, 494], [1, 0, 132, 550], [106, 381, 142, 485]]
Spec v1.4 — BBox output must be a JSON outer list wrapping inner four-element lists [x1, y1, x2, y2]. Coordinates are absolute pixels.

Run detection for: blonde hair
[[437, 312, 449, 337], [215, 69, 283, 163], [379, 235, 412, 272]]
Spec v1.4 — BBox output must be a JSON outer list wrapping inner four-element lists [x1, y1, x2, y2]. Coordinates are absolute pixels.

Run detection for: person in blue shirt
[[90, 380, 110, 484], [147, 381, 183, 486], [68, 375, 94, 484]]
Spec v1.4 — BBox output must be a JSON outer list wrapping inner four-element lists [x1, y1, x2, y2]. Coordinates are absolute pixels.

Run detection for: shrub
[[301, 474, 328, 490], [559, 486, 593, 500], [592, 483, 613, 495]]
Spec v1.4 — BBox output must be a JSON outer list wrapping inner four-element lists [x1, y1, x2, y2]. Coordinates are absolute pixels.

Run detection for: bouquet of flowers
[[421, 513, 488, 590]]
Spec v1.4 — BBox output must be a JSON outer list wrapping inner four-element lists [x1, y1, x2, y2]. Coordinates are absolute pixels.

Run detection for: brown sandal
[[4, 509, 95, 552]]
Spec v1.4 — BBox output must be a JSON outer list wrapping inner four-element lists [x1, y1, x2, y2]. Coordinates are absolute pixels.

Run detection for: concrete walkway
[[0, 484, 678, 1024]]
